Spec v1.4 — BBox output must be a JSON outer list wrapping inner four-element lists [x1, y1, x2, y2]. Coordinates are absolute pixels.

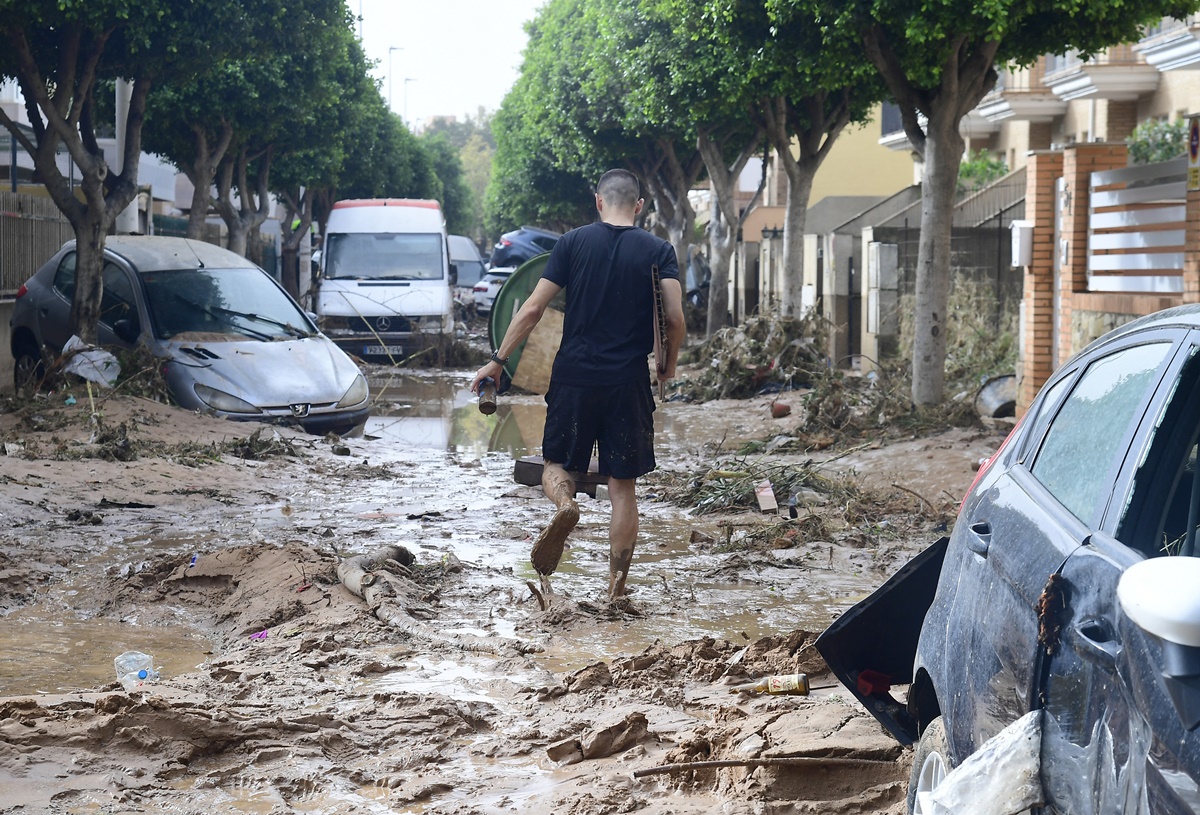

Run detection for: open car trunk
[[814, 536, 949, 746]]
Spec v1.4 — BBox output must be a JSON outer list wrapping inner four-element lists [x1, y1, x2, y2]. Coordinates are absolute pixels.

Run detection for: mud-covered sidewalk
[[0, 372, 1007, 814]]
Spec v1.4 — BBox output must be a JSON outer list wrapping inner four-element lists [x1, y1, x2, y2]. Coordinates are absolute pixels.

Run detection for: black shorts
[[542, 378, 656, 480]]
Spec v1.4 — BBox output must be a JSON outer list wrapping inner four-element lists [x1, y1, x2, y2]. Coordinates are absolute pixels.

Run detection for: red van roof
[[331, 199, 441, 210]]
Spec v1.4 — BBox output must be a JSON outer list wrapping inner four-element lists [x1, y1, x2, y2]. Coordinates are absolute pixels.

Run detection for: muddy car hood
[[161, 336, 360, 408], [814, 536, 949, 746]]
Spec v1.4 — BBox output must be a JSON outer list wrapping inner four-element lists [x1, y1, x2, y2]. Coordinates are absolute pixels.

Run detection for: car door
[[1045, 336, 1200, 815], [37, 251, 78, 354], [937, 334, 1179, 766]]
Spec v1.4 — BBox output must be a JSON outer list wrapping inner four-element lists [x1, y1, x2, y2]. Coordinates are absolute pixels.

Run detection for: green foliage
[[420, 132, 474, 235], [1127, 118, 1189, 165], [958, 149, 1008, 193]]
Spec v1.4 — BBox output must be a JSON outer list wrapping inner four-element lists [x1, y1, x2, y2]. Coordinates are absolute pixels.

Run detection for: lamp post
[[388, 46, 403, 112], [404, 77, 417, 127]]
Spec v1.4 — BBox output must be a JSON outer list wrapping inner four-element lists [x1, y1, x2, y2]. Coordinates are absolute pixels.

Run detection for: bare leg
[[607, 477, 638, 600], [530, 460, 579, 577]]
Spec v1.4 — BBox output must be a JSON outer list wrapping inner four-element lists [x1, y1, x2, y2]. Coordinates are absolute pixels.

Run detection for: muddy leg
[[530, 461, 579, 576], [607, 477, 638, 600]]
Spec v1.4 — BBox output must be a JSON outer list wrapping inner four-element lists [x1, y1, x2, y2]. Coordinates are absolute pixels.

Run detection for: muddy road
[[0, 366, 1007, 814]]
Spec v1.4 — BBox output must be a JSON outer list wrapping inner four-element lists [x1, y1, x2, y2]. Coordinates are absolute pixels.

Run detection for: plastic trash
[[114, 650, 160, 692]]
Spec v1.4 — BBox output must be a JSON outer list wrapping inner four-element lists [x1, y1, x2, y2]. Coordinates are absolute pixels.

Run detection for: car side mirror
[[113, 318, 140, 344], [1119, 557, 1200, 729], [448, 263, 458, 286]]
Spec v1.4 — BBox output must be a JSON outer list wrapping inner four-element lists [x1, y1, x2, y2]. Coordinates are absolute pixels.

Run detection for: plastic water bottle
[[114, 651, 160, 692]]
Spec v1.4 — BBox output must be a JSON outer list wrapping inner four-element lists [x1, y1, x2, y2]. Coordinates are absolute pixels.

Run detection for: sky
[[353, 0, 548, 131]]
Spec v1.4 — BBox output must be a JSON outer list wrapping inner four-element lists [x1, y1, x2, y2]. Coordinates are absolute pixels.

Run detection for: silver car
[[10, 237, 370, 436]]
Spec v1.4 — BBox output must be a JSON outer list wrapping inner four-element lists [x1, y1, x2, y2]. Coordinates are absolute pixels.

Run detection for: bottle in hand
[[730, 673, 810, 696], [478, 377, 497, 415]]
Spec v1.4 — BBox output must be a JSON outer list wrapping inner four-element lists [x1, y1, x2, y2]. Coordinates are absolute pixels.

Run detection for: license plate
[[364, 345, 406, 356]]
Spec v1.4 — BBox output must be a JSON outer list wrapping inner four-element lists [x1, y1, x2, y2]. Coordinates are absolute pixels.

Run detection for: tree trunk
[[861, 29, 998, 405], [911, 116, 963, 406], [697, 130, 762, 337], [760, 94, 850, 318], [779, 163, 813, 316], [633, 140, 703, 272], [705, 202, 737, 337], [0, 31, 148, 343], [214, 145, 271, 259], [185, 122, 233, 239]]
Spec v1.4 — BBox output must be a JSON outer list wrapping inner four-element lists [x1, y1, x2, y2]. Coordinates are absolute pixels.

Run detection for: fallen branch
[[890, 482, 936, 515], [633, 755, 893, 778]]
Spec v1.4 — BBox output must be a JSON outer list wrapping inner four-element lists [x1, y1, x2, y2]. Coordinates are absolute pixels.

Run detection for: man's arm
[[470, 277, 563, 393], [660, 277, 685, 379]]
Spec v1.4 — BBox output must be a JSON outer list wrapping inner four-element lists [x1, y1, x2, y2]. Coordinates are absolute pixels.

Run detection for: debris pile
[[679, 313, 829, 401]]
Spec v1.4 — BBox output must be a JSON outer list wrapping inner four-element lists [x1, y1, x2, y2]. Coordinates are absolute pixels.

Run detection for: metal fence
[[0, 191, 73, 298]]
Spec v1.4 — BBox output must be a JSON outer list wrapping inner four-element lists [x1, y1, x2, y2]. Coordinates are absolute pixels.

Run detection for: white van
[[315, 199, 454, 359]]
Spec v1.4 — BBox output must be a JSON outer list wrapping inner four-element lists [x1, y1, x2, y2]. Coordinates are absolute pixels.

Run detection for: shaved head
[[596, 169, 641, 211]]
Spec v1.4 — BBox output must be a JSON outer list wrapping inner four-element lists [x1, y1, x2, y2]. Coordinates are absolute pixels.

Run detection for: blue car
[[489, 225, 560, 268], [819, 303, 1200, 814]]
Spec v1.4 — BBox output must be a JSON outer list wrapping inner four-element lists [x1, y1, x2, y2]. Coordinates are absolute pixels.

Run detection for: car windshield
[[140, 267, 312, 341], [454, 259, 487, 288], [324, 233, 444, 280]]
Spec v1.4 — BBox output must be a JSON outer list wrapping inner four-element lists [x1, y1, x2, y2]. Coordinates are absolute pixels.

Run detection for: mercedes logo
[[375, 316, 392, 331]]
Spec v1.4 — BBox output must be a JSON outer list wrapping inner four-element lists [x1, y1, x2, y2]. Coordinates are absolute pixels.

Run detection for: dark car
[[818, 303, 1200, 814], [489, 226, 560, 268], [11, 237, 370, 436]]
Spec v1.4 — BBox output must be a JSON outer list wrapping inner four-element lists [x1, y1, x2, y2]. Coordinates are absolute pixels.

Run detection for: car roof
[[509, 226, 561, 239], [96, 236, 256, 272], [1083, 303, 1200, 354]]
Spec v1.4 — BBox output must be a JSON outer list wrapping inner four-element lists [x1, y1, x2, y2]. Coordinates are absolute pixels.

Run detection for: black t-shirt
[[540, 221, 679, 386]]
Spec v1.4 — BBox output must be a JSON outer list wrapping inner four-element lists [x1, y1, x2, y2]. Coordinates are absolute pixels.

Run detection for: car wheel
[[13, 338, 45, 391], [908, 716, 952, 815]]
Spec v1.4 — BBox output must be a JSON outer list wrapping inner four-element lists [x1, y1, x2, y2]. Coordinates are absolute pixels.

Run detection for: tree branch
[[862, 25, 928, 157]]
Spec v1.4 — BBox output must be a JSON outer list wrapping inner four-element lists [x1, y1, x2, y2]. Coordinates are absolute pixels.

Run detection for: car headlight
[[194, 383, 263, 414], [336, 374, 368, 408]]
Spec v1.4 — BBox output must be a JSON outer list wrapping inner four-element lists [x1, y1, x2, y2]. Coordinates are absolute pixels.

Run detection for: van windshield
[[324, 233, 444, 281]]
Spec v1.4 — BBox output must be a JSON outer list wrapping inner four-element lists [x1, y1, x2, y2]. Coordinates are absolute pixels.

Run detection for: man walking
[[471, 169, 685, 601]]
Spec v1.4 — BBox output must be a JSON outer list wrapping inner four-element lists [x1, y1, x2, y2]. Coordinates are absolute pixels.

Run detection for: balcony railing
[[1141, 14, 1200, 42], [1044, 45, 1145, 78]]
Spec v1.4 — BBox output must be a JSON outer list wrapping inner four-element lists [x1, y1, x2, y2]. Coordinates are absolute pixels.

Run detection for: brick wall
[[1020, 151, 1063, 414], [1105, 100, 1139, 142]]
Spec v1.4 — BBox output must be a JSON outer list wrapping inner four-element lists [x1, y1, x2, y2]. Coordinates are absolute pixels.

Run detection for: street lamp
[[404, 77, 417, 127], [388, 46, 403, 112]]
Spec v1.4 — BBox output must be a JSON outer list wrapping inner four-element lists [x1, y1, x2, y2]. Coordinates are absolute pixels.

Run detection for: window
[[1031, 342, 1171, 524], [1118, 345, 1200, 557], [99, 262, 136, 328], [53, 253, 77, 301]]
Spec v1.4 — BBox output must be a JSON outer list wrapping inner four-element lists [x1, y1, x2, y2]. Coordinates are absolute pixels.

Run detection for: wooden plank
[[511, 307, 563, 395]]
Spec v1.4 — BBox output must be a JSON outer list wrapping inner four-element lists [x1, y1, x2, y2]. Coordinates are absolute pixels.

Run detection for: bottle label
[[766, 674, 808, 694]]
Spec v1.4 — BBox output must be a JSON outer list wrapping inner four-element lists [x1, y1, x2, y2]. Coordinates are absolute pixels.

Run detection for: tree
[[421, 132, 473, 234], [604, 0, 765, 336], [0, 1, 252, 342], [778, 0, 1200, 404], [1127, 118, 1188, 165], [488, 0, 705, 264]]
